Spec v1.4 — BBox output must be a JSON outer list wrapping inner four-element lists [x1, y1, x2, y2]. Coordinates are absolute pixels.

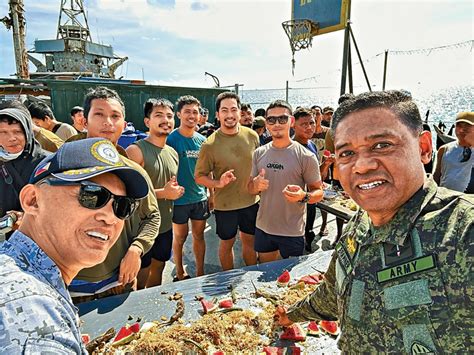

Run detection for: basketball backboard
[[292, 0, 350, 36]]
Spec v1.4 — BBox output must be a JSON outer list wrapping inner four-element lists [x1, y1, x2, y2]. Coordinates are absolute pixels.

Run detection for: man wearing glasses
[[248, 100, 324, 263], [0, 138, 148, 353], [433, 111, 473, 193]]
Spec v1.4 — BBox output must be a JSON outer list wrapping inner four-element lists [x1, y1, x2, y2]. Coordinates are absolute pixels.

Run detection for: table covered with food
[[78, 250, 341, 354], [317, 186, 358, 222]]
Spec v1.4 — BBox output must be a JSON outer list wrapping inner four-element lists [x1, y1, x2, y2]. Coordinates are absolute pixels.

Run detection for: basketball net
[[282, 19, 319, 75]]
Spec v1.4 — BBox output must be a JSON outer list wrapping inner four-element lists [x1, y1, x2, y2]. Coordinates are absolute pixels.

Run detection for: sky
[[0, 0, 472, 93]]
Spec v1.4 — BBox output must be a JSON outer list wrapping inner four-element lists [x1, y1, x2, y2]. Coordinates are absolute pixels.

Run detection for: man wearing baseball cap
[[434, 111, 473, 193], [0, 138, 148, 353]]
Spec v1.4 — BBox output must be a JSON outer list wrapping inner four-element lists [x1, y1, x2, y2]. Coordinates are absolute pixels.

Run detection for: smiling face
[[217, 98, 240, 134], [32, 173, 125, 274], [145, 105, 175, 137], [0, 120, 26, 154], [177, 103, 200, 130], [85, 98, 125, 144], [334, 107, 431, 225]]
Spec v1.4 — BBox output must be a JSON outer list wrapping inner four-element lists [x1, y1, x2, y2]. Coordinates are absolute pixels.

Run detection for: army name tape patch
[[377, 254, 436, 283]]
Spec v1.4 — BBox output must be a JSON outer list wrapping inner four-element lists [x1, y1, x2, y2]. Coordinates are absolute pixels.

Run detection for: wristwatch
[[299, 192, 311, 204]]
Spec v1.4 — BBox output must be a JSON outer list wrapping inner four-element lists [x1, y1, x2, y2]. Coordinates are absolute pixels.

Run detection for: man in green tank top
[[127, 99, 183, 288]]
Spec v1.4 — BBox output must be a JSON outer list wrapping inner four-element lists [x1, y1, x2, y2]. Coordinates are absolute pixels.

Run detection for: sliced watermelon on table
[[111, 322, 140, 346], [218, 298, 234, 309], [279, 323, 306, 342], [277, 270, 291, 287], [319, 320, 340, 335], [200, 299, 218, 314], [307, 321, 321, 336]]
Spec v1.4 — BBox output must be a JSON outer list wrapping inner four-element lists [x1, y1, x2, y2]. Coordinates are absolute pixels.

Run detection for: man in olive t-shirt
[[195, 92, 260, 271]]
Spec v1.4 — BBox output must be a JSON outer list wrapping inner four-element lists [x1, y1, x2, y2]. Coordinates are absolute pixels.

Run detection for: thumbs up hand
[[253, 168, 269, 192], [163, 176, 185, 200]]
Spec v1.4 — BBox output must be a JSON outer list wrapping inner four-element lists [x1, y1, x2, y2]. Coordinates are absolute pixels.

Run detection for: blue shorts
[[254, 227, 304, 258], [173, 200, 210, 224], [141, 229, 173, 266], [214, 203, 259, 240]]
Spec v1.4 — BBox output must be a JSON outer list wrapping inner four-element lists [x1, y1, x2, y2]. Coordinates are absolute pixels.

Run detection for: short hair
[[215, 92, 241, 112], [331, 90, 423, 137], [200, 107, 209, 116], [338, 93, 355, 105], [241, 103, 252, 112], [0, 114, 20, 125], [83, 86, 125, 121], [70, 106, 84, 116], [311, 105, 322, 112], [266, 100, 292, 117], [254, 108, 266, 117], [176, 95, 201, 113], [144, 98, 174, 118], [27, 101, 55, 121], [293, 107, 313, 121]]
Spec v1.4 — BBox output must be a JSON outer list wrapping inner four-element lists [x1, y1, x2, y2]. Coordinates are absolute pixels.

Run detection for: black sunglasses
[[43, 179, 139, 219], [460, 147, 471, 163], [266, 115, 290, 125]]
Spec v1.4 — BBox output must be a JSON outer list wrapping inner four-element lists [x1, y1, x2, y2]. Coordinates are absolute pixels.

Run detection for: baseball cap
[[30, 138, 149, 199], [456, 112, 474, 125], [252, 116, 266, 129], [322, 106, 334, 114]]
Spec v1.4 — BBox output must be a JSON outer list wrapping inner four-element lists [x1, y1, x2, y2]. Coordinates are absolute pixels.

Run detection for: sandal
[[172, 275, 191, 282]]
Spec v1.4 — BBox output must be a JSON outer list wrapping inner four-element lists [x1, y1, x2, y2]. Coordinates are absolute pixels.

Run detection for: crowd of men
[[0, 87, 472, 353]]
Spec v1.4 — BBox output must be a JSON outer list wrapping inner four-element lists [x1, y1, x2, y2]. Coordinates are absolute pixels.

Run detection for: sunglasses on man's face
[[460, 147, 472, 162], [43, 178, 139, 219], [266, 115, 290, 125]]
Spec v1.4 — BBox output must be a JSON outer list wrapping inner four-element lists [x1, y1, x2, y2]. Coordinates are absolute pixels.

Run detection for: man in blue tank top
[[167, 96, 210, 281]]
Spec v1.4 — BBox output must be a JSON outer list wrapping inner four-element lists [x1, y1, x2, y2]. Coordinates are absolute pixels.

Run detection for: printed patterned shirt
[[0, 231, 87, 354]]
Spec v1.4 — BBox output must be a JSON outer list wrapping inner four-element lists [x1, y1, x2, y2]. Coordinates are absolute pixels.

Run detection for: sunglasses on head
[[460, 147, 472, 163], [42, 178, 139, 219], [266, 115, 290, 125]]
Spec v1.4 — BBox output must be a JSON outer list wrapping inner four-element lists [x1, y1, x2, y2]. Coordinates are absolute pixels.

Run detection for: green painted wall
[[48, 80, 226, 131]]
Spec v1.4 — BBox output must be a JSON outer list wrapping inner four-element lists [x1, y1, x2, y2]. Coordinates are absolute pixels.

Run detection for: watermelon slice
[[279, 323, 306, 342], [81, 334, 90, 344], [200, 299, 218, 314], [277, 270, 291, 287], [290, 346, 301, 355], [218, 298, 234, 309], [262, 346, 284, 355], [212, 351, 225, 355], [319, 320, 340, 335], [111, 322, 140, 346], [307, 321, 320, 336]]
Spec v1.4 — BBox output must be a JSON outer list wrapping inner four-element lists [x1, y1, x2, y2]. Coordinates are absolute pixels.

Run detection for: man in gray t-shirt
[[248, 100, 323, 263]]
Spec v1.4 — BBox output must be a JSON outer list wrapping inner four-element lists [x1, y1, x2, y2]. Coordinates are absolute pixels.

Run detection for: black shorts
[[214, 203, 259, 240], [141, 229, 173, 267], [254, 227, 304, 258], [172, 200, 210, 224]]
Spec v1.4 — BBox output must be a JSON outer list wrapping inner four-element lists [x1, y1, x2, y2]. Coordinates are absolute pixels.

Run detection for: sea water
[[241, 85, 473, 128]]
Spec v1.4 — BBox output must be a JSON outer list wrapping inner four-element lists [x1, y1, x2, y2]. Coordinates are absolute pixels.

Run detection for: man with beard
[[276, 91, 473, 353], [248, 101, 323, 262], [67, 87, 160, 302], [167, 96, 210, 281], [240, 103, 255, 128], [127, 98, 183, 288], [195, 92, 260, 270]]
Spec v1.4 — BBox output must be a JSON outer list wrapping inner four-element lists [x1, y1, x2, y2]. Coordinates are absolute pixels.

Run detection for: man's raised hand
[[253, 168, 269, 192]]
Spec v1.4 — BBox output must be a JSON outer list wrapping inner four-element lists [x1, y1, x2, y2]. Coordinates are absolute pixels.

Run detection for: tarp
[[78, 250, 340, 353]]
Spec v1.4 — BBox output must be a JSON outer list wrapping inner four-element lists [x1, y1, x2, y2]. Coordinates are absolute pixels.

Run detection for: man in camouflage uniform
[[276, 90, 473, 353], [0, 138, 148, 353]]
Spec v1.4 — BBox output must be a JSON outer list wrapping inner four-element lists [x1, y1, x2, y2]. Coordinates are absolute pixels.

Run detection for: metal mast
[[1, 0, 29, 79], [56, 0, 92, 42]]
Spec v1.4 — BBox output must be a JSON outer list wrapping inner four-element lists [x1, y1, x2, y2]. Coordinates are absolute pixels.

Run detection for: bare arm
[[195, 169, 236, 189], [126, 144, 145, 167], [282, 180, 324, 204], [432, 146, 445, 185]]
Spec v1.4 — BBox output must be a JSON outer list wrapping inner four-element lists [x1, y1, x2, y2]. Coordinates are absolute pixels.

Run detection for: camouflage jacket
[[288, 179, 473, 353], [0, 231, 87, 354]]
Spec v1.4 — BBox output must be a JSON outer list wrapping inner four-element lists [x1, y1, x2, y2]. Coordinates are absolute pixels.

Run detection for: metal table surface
[[78, 250, 340, 353], [317, 198, 356, 222]]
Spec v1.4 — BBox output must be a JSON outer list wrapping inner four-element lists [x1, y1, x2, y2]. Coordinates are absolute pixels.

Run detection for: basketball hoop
[[282, 19, 319, 74]]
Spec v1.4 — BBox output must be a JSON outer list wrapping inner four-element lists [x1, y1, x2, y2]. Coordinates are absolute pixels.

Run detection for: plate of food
[[323, 190, 338, 200]]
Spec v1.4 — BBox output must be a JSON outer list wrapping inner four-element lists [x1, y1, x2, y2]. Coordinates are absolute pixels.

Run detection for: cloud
[[147, 0, 175, 9], [191, 2, 208, 11]]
